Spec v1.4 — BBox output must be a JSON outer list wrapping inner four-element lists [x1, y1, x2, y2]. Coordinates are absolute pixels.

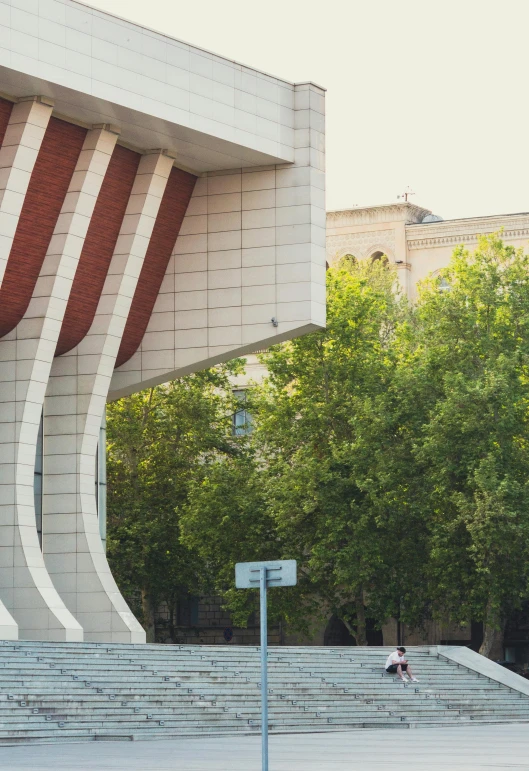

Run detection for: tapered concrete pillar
[[0, 97, 53, 289], [0, 603, 18, 641], [44, 151, 173, 642], [0, 126, 118, 640]]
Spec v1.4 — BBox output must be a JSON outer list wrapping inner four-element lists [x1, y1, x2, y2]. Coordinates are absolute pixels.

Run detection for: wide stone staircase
[[1, 641, 529, 744]]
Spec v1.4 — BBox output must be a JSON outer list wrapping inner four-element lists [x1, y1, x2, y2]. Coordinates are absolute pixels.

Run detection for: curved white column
[[0, 126, 118, 640], [0, 604, 18, 641], [44, 151, 173, 642], [0, 97, 53, 289]]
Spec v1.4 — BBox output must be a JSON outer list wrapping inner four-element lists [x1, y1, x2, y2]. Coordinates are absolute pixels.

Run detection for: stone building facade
[[154, 595, 281, 647], [327, 202, 529, 299]]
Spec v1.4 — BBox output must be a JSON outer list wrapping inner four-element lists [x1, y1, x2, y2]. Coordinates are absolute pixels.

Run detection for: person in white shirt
[[385, 647, 419, 682]]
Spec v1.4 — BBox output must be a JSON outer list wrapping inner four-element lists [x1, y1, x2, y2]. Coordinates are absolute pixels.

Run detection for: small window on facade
[[177, 595, 200, 626], [233, 389, 253, 436]]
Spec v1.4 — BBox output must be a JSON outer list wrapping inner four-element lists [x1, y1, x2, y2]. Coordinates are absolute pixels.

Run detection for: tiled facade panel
[[0, 117, 87, 338], [110, 82, 327, 399], [56, 144, 141, 356], [0, 97, 13, 147], [0, 0, 297, 170], [116, 166, 197, 368]]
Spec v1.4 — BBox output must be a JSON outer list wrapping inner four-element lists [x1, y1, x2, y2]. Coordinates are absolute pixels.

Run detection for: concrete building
[[0, 0, 326, 643]]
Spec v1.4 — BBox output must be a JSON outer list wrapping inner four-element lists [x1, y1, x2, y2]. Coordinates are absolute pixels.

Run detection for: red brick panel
[[0, 117, 87, 338], [0, 97, 13, 147], [55, 145, 141, 357], [115, 166, 197, 368]]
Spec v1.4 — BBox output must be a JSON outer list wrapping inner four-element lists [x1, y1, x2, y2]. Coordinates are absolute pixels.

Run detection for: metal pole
[[260, 565, 268, 771]]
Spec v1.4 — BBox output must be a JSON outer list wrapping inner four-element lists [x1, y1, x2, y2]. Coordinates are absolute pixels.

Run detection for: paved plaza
[[1, 724, 528, 770]]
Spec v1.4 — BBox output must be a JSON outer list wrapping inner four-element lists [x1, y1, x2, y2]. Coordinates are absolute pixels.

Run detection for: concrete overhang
[[0, 0, 300, 173], [0, 64, 294, 173]]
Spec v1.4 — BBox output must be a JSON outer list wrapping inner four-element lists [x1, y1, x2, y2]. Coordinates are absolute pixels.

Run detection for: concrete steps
[[0, 641, 528, 744]]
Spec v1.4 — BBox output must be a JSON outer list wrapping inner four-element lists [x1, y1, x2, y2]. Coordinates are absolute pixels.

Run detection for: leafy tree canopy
[[108, 235, 529, 658], [402, 235, 529, 657], [182, 260, 419, 644], [106, 363, 243, 641]]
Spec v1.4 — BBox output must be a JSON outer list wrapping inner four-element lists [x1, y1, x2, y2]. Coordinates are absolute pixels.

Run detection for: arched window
[[339, 253, 357, 269], [323, 614, 384, 646], [432, 270, 451, 292], [370, 251, 389, 266]]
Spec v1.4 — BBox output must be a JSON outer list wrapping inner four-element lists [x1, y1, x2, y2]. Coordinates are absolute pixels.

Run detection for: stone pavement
[[0, 724, 528, 770]]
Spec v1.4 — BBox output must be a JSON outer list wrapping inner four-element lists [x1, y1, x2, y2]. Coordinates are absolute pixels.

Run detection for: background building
[[236, 203, 529, 389], [327, 202, 529, 299], [0, 0, 326, 642]]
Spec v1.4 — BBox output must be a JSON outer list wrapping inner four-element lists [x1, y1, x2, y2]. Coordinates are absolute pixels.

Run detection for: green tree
[[402, 234, 529, 657], [109, 235, 529, 658], [179, 447, 294, 629], [183, 262, 429, 643], [106, 364, 242, 641]]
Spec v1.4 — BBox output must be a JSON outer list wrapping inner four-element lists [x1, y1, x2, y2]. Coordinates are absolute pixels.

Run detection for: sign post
[[259, 566, 268, 771], [235, 560, 297, 771]]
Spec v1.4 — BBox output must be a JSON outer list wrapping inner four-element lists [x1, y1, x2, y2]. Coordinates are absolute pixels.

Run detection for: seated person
[[385, 646, 419, 682]]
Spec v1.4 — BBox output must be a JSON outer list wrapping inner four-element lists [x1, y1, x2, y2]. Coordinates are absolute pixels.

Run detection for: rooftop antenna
[[397, 186, 415, 203]]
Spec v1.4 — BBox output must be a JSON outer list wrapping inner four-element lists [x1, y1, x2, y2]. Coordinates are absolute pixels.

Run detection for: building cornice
[[327, 202, 431, 229], [406, 212, 529, 250]]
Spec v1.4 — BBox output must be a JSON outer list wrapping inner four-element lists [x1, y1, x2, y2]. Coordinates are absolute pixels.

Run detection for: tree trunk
[[141, 589, 156, 643], [479, 600, 504, 660], [354, 593, 367, 646], [169, 604, 177, 644], [340, 590, 368, 646], [479, 623, 504, 660]]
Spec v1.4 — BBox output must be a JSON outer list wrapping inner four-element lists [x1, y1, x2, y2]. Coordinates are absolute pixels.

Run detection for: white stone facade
[[327, 202, 529, 299], [0, 0, 326, 641]]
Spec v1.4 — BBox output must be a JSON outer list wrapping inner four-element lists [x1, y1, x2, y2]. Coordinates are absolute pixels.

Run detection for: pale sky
[[88, 0, 529, 221]]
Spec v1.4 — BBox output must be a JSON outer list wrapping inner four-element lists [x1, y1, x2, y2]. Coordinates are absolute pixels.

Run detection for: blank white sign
[[235, 560, 297, 589]]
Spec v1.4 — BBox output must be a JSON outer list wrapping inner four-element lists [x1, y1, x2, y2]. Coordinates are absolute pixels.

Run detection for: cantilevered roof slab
[[0, 0, 301, 171]]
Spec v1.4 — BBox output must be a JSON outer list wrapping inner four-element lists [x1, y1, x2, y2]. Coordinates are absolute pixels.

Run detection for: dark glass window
[[34, 413, 43, 549], [177, 595, 200, 626], [95, 411, 107, 551]]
